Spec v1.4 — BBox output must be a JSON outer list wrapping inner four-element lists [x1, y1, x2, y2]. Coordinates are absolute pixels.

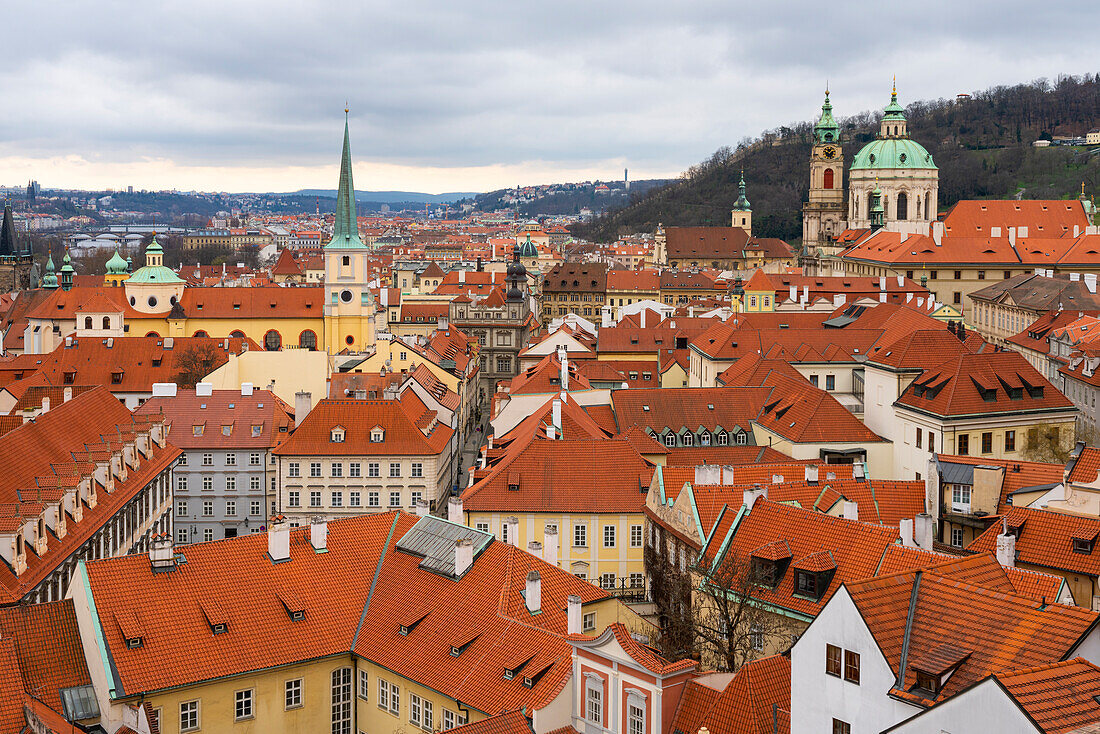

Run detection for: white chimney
[[241, 382, 254, 396], [991, 226, 1002, 238], [567, 594, 583, 634], [897, 275, 904, 286], [525, 570, 542, 613], [505, 516, 519, 546], [743, 484, 767, 510], [1018, 226, 1029, 238], [899, 518, 915, 547], [602, 309, 611, 328], [543, 525, 558, 566], [842, 501, 858, 521], [805, 465, 819, 483], [552, 398, 562, 438], [914, 513, 934, 550], [906, 292, 913, 303], [545, 423, 556, 440], [195, 382, 213, 397], [640, 310, 646, 329], [295, 391, 312, 422], [1086, 274, 1098, 294], [1071, 272, 1081, 282], [560, 351, 569, 391], [932, 221, 944, 246], [63, 387, 73, 403], [879, 291, 887, 303], [1008, 227, 1017, 247], [447, 496, 463, 523], [996, 518, 1016, 567], [528, 540, 543, 557], [879, 276, 886, 290], [415, 499, 430, 517], [458, 270, 465, 283], [268, 516, 290, 562], [41, 397, 49, 414], [309, 517, 328, 551], [454, 538, 473, 576], [148, 532, 175, 570]]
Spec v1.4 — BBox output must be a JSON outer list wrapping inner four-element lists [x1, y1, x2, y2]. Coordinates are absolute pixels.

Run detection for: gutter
[[896, 571, 922, 690]]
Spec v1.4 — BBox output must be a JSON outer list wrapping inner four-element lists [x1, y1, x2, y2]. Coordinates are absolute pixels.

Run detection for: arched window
[[682, 433, 694, 447], [192, 330, 208, 338], [230, 330, 245, 338], [299, 330, 317, 351], [145, 331, 160, 337], [897, 192, 908, 220], [102, 316, 110, 329], [925, 192, 931, 220], [84, 317, 92, 330], [823, 168, 834, 189], [867, 194, 873, 220], [264, 330, 282, 351]]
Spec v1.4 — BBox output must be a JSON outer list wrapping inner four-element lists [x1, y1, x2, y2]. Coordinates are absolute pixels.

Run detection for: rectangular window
[[389, 491, 401, 507], [289, 491, 300, 508], [310, 462, 322, 477], [177, 500, 188, 516], [603, 525, 616, 547], [285, 678, 302, 709], [953, 291, 962, 304], [359, 670, 368, 701], [574, 524, 587, 547], [583, 611, 596, 632], [809, 374, 819, 387], [630, 524, 643, 547], [225, 500, 236, 516], [958, 434, 969, 455], [628, 703, 645, 734], [202, 500, 213, 517], [369, 491, 380, 507], [844, 650, 860, 684], [235, 689, 253, 721], [915, 427, 922, 449], [202, 453, 213, 466], [951, 527, 964, 547], [203, 528, 213, 542], [423, 700, 433, 730], [826, 644, 842, 677], [178, 476, 188, 491], [331, 491, 343, 507], [390, 683, 399, 715], [349, 462, 361, 477], [832, 720, 851, 734], [332, 667, 352, 734], [289, 462, 300, 477], [476, 522, 489, 533], [350, 491, 361, 507], [250, 500, 261, 516], [954, 270, 962, 280], [599, 572, 615, 589], [390, 463, 401, 478], [411, 463, 423, 478], [250, 452, 261, 466], [1005, 430, 1016, 452], [226, 476, 236, 492], [378, 679, 389, 711], [250, 475, 260, 491], [368, 462, 380, 477], [586, 683, 602, 723], [443, 709, 467, 730], [226, 453, 236, 466], [332, 462, 343, 477], [202, 476, 212, 491], [410, 693, 423, 727], [177, 527, 188, 544], [982, 432, 993, 454], [180, 700, 199, 732], [310, 491, 322, 507]]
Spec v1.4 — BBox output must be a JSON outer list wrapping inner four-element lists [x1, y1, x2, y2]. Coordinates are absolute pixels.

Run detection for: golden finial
[[892, 75, 896, 94], [1083, 182, 1087, 197], [826, 79, 830, 96], [345, 100, 349, 115]]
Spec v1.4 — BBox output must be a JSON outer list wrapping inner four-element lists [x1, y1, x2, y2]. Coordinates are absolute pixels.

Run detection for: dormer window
[[1072, 530, 1097, 554], [370, 427, 384, 443], [331, 426, 346, 443], [913, 671, 939, 696], [126, 636, 144, 649], [192, 424, 204, 437], [450, 632, 478, 657], [795, 570, 818, 597]]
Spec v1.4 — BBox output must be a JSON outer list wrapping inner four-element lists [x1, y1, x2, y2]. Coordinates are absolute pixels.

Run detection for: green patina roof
[[127, 265, 184, 284], [518, 232, 538, 257], [851, 138, 936, 171], [814, 90, 839, 143], [42, 251, 58, 288], [106, 249, 128, 274], [326, 114, 366, 250], [732, 170, 751, 211], [883, 83, 906, 120]]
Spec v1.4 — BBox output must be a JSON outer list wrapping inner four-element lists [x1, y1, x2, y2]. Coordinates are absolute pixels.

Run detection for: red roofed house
[[668, 655, 790, 734], [790, 554, 1100, 734], [273, 391, 457, 522]]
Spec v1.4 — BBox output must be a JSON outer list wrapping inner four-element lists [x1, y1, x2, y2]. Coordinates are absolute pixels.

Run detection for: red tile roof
[[669, 655, 790, 734], [611, 386, 771, 436], [1069, 446, 1100, 484], [135, 388, 293, 450], [448, 709, 534, 734], [0, 600, 92, 717], [994, 657, 1100, 734], [970, 506, 1100, 581]]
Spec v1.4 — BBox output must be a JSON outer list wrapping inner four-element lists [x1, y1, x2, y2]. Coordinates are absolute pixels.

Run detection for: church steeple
[[814, 88, 840, 144], [59, 248, 75, 291], [869, 181, 885, 230], [881, 78, 908, 138], [326, 110, 365, 250], [42, 250, 58, 289], [0, 201, 16, 256], [733, 170, 751, 211]]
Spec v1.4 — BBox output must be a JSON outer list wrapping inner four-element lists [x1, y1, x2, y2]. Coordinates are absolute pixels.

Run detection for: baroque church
[[802, 84, 939, 263]]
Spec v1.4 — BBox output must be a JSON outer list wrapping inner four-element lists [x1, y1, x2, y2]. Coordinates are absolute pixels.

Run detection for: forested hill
[[574, 74, 1100, 244]]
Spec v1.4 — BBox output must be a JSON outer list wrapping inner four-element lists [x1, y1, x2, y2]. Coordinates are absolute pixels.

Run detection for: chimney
[[458, 270, 465, 284], [525, 570, 542, 613], [543, 525, 558, 566], [932, 221, 944, 246], [899, 518, 915, 547], [1071, 272, 1081, 282], [552, 398, 562, 439], [996, 517, 1016, 567], [148, 532, 176, 571], [546, 422, 556, 440], [454, 538, 473, 576], [505, 516, 519, 546], [897, 275, 904, 286], [41, 397, 49, 414], [1086, 274, 1097, 294], [195, 382, 213, 397], [447, 496, 463, 524], [268, 515, 290, 562], [560, 351, 569, 391], [842, 501, 859, 521], [914, 513, 934, 550], [789, 284, 797, 302], [414, 499, 430, 517], [743, 483, 767, 510], [805, 465, 819, 483], [879, 276, 886, 290], [309, 517, 328, 551], [63, 387, 73, 403], [528, 540, 543, 557], [152, 383, 177, 397], [295, 391, 312, 422], [602, 309, 612, 328], [567, 594, 583, 635], [241, 382, 253, 396], [879, 291, 887, 303], [640, 310, 646, 329]]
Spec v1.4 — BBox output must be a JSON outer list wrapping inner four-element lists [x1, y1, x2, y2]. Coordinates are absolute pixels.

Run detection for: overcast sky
[[3, 1, 1095, 194]]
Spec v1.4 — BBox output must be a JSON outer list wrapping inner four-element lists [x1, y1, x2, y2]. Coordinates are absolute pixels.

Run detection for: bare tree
[[1021, 421, 1078, 464], [174, 342, 221, 388], [693, 552, 794, 671]]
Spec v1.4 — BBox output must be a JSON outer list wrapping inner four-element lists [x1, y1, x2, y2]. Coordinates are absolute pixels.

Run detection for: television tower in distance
[[624, 168, 629, 191]]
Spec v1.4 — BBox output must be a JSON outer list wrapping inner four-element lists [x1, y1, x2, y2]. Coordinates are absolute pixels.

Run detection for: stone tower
[[731, 171, 753, 237], [802, 90, 847, 255], [0, 201, 33, 292]]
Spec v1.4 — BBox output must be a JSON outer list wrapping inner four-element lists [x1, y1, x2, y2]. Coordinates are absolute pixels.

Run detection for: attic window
[[913, 671, 939, 696], [370, 427, 385, 443], [222, 425, 232, 437], [450, 633, 479, 657], [126, 636, 143, 649], [251, 424, 263, 437], [642, 405, 650, 411], [193, 425, 204, 437], [331, 426, 346, 443], [63, 371, 75, 385], [523, 663, 553, 688], [278, 591, 306, 621], [111, 370, 124, 384]]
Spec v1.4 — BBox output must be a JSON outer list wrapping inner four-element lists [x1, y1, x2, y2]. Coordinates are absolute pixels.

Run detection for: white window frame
[[585, 676, 603, 723], [603, 524, 616, 547], [180, 700, 199, 732], [574, 524, 587, 548], [234, 689, 254, 721], [285, 678, 302, 710], [630, 524, 643, 547]]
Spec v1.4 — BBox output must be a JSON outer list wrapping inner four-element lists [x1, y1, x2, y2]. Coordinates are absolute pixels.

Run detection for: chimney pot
[[567, 594, 583, 635], [268, 516, 291, 562], [309, 517, 328, 551], [454, 538, 474, 576], [447, 496, 463, 523], [525, 570, 542, 613]]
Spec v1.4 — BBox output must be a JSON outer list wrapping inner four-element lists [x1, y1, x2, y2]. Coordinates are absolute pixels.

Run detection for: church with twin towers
[[801, 84, 940, 259]]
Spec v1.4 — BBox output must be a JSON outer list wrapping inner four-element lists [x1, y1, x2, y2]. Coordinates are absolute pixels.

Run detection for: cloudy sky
[[3, 1, 1095, 194]]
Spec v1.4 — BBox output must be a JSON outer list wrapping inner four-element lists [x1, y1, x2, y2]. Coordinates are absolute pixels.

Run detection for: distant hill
[[575, 74, 1100, 244], [288, 189, 478, 204], [472, 179, 670, 216]]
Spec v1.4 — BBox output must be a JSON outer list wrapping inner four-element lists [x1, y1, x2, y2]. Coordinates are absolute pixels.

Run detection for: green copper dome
[[106, 248, 128, 274], [127, 265, 185, 284], [732, 171, 751, 211], [518, 232, 538, 258], [851, 138, 936, 171], [814, 90, 839, 143], [42, 251, 58, 289]]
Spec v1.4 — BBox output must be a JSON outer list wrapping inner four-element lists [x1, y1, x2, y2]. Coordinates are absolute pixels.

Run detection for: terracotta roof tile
[[995, 657, 1100, 734], [669, 655, 790, 734], [273, 395, 452, 457]]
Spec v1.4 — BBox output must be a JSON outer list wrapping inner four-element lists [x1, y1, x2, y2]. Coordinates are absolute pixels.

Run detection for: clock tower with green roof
[[802, 89, 848, 258]]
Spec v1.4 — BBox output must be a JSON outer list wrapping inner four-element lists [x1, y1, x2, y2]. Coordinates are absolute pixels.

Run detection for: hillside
[[575, 74, 1100, 244]]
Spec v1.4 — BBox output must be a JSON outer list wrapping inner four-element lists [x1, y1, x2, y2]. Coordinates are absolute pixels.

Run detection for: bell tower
[[802, 90, 847, 256]]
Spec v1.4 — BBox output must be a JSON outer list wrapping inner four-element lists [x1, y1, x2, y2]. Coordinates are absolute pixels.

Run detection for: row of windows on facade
[[474, 522, 645, 550], [178, 525, 265, 544], [178, 452, 271, 466], [176, 475, 271, 492], [173, 669, 467, 734], [286, 461, 425, 478], [288, 488, 427, 509], [544, 293, 602, 302], [656, 430, 746, 448], [585, 676, 647, 734], [469, 331, 514, 347], [479, 355, 513, 373], [177, 499, 265, 518], [954, 429, 1019, 455]]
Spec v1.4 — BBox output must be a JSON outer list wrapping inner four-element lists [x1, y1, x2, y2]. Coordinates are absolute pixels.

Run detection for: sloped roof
[[664, 227, 749, 259], [970, 506, 1100, 579], [135, 389, 293, 450], [995, 658, 1100, 734], [670, 656, 791, 734], [273, 395, 452, 457]]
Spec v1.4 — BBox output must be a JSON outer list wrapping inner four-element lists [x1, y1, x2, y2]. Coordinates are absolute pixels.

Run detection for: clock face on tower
[[822, 146, 837, 160]]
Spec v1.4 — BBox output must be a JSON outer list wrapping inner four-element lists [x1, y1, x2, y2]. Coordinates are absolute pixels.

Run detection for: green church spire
[[326, 110, 365, 250], [814, 88, 840, 143], [733, 170, 751, 211], [870, 181, 885, 230], [59, 247, 75, 291], [42, 250, 58, 289], [883, 76, 906, 120]]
